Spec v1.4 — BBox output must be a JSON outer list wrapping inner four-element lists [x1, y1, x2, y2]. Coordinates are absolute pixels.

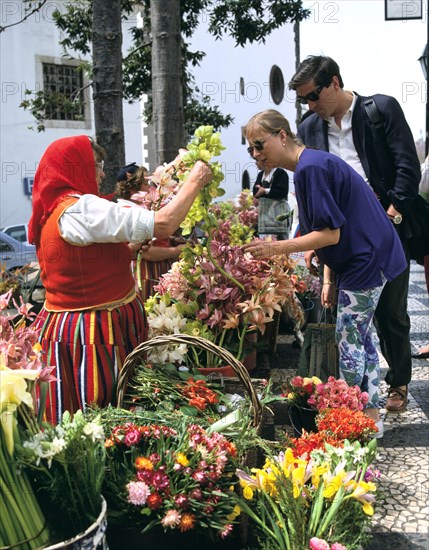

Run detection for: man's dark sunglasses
[[247, 131, 280, 156], [296, 84, 326, 105]]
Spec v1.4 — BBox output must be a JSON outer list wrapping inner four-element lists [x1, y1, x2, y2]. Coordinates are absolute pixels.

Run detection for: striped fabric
[[34, 297, 147, 424], [138, 258, 174, 301]]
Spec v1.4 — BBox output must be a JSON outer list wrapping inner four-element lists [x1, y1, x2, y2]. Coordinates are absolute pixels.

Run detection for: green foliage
[[20, 86, 87, 132], [18, 0, 308, 133], [208, 0, 310, 46]]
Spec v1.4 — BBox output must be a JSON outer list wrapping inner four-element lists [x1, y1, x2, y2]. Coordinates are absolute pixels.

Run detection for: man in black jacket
[[289, 55, 421, 412]]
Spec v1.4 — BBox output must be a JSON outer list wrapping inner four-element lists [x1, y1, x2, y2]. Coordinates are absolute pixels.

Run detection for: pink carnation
[[309, 538, 330, 550], [127, 481, 150, 506], [331, 544, 347, 550]]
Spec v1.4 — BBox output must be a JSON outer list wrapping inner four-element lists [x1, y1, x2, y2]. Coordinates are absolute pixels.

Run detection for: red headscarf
[[28, 135, 98, 244]]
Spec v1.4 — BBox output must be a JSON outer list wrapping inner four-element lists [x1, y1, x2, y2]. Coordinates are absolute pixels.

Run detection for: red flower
[[316, 408, 377, 441], [146, 493, 163, 510]]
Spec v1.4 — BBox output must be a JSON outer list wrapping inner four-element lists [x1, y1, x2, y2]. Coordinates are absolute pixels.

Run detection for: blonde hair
[[244, 109, 302, 147], [115, 166, 149, 200]]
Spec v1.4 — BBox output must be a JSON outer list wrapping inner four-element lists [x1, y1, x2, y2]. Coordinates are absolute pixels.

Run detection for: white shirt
[[59, 194, 155, 245], [327, 93, 368, 182]]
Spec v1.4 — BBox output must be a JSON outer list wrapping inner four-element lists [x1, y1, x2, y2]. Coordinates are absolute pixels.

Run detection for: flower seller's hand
[[188, 160, 213, 189]]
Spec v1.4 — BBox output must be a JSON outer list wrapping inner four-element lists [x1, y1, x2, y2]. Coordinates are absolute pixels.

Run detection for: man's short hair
[[288, 55, 344, 90]]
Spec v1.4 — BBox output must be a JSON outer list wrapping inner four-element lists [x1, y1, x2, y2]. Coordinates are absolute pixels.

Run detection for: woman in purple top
[[242, 109, 407, 438]]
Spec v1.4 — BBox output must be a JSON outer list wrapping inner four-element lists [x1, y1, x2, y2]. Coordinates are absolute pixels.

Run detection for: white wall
[[0, 1, 143, 228], [187, 19, 297, 199]]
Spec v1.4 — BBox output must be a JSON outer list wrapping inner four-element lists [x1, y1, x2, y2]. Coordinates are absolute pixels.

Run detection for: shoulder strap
[[362, 97, 384, 132]]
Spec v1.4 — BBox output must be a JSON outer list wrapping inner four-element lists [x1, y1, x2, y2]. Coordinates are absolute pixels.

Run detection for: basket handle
[[116, 334, 262, 427]]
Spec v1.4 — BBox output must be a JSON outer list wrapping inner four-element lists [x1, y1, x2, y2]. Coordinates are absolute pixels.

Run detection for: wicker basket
[[116, 334, 263, 431], [116, 334, 265, 546]]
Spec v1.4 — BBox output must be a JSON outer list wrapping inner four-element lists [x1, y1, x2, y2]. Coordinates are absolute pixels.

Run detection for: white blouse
[[58, 194, 155, 245]]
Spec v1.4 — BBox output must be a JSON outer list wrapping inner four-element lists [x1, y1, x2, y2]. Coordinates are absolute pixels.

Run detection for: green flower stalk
[[0, 369, 50, 549]]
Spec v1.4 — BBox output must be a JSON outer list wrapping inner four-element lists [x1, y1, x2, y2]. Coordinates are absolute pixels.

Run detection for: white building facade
[[0, 1, 143, 228]]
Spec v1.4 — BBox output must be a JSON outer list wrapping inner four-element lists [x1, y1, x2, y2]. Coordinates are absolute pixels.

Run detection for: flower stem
[[205, 235, 245, 292]]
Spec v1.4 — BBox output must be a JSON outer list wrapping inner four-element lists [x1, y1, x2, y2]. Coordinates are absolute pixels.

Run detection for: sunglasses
[[296, 84, 326, 105], [247, 131, 280, 156]]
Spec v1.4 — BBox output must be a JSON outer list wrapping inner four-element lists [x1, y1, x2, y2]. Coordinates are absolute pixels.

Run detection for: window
[[43, 63, 85, 121], [269, 65, 285, 105], [3, 225, 28, 243], [35, 56, 91, 129]]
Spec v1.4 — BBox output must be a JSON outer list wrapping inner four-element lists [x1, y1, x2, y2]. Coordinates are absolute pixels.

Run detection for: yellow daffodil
[[322, 470, 347, 499], [0, 363, 39, 455], [311, 463, 329, 489], [344, 480, 377, 515], [291, 464, 308, 498]]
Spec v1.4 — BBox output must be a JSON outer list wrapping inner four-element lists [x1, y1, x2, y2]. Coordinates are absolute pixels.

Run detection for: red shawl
[[28, 135, 98, 244]]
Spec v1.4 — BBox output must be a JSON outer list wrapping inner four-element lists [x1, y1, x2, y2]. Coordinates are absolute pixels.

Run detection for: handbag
[[258, 198, 291, 234], [296, 310, 339, 381]]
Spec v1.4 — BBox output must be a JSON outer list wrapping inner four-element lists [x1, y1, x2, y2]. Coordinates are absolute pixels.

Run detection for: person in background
[[115, 162, 150, 198], [242, 109, 408, 438], [288, 55, 421, 412], [253, 158, 291, 240], [412, 154, 429, 359], [115, 162, 187, 301], [29, 135, 211, 423]]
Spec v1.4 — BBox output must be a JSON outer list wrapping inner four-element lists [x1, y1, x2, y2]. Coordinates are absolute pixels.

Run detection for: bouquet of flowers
[[146, 238, 299, 367], [282, 376, 323, 409], [207, 190, 258, 246], [131, 125, 226, 237], [123, 362, 226, 419], [103, 417, 240, 541], [18, 410, 106, 542], [283, 376, 369, 413], [288, 409, 378, 455], [307, 376, 369, 411], [293, 265, 322, 302], [0, 289, 55, 548], [235, 437, 379, 550]]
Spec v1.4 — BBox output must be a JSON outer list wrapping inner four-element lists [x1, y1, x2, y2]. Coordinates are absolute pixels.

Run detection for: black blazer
[[252, 168, 289, 200], [297, 93, 421, 238]]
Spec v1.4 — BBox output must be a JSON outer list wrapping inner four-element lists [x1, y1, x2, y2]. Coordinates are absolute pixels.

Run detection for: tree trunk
[[150, 0, 185, 165], [294, 20, 302, 128], [92, 0, 125, 194]]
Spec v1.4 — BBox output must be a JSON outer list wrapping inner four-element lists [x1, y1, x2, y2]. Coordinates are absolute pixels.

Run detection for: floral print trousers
[[336, 283, 386, 409]]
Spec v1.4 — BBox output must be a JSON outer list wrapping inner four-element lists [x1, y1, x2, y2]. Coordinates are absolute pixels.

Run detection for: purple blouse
[[295, 149, 407, 290]]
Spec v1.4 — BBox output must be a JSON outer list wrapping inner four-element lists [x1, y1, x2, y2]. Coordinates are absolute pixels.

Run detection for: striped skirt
[[33, 297, 147, 424]]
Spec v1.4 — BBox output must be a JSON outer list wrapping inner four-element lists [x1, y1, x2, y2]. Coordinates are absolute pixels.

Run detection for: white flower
[[51, 436, 67, 454], [82, 421, 105, 443]]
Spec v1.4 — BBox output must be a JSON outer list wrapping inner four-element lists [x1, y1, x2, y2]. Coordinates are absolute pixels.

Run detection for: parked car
[[0, 231, 45, 312], [0, 223, 30, 244]]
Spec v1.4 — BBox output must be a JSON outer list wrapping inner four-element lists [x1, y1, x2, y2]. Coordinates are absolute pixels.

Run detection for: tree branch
[[0, 0, 48, 33]]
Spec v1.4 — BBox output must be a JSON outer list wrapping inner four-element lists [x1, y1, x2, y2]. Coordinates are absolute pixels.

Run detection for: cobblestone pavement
[[262, 261, 429, 550]]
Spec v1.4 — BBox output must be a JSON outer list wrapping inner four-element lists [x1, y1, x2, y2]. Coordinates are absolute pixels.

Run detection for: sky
[[299, 0, 427, 144]]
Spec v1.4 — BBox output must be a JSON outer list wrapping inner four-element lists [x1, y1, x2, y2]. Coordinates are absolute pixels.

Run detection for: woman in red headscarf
[[29, 135, 211, 423]]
